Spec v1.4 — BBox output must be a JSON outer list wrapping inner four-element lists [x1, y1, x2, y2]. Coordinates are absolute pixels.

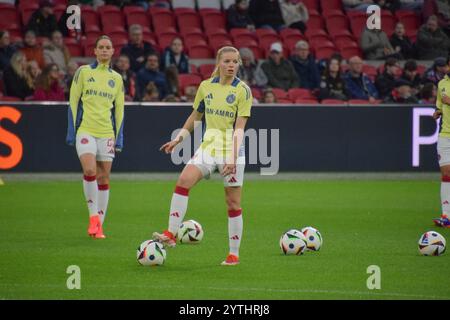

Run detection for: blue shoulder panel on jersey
[[211, 77, 220, 83], [90, 61, 98, 69], [197, 100, 205, 113], [66, 101, 84, 146], [231, 77, 240, 87]]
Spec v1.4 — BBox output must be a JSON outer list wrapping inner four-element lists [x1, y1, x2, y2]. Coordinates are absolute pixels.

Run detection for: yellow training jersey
[[437, 74, 450, 138], [66, 61, 125, 149], [193, 77, 252, 157]]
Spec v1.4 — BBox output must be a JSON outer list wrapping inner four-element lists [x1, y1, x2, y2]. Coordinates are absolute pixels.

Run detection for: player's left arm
[[114, 77, 125, 152], [434, 82, 443, 119]]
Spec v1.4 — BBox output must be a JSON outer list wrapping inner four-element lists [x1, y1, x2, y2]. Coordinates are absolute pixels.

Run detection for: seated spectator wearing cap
[[20, 30, 46, 69], [227, 0, 256, 31], [0, 31, 17, 72], [423, 0, 450, 37], [135, 53, 168, 101], [261, 42, 298, 91], [32, 63, 65, 101], [26, 0, 58, 38], [249, 0, 286, 31], [390, 22, 416, 60], [343, 0, 374, 11], [279, 0, 309, 34], [318, 56, 349, 101], [384, 79, 419, 103], [237, 47, 268, 88], [43, 30, 71, 75], [400, 60, 422, 97], [360, 27, 399, 60], [375, 57, 401, 99], [416, 15, 450, 60], [161, 37, 189, 74], [121, 24, 157, 73], [289, 40, 320, 90], [343, 56, 379, 102], [3, 51, 34, 100], [423, 57, 450, 85], [419, 82, 437, 104]]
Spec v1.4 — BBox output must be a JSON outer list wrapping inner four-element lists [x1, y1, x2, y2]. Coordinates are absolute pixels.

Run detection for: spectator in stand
[[0, 31, 17, 72], [249, 0, 285, 31], [26, 60, 42, 91], [423, 56, 449, 85], [423, 0, 450, 37], [261, 42, 298, 91], [261, 88, 277, 103], [20, 30, 46, 69], [279, 0, 309, 34], [26, 0, 58, 38], [32, 63, 65, 101], [136, 53, 168, 101], [360, 27, 398, 60], [227, 0, 255, 31], [121, 24, 157, 73], [375, 57, 401, 99], [132, 0, 171, 10], [141, 82, 160, 102], [114, 54, 136, 101], [400, 59, 422, 97], [181, 85, 197, 103], [420, 82, 438, 104], [289, 40, 320, 90], [390, 22, 416, 59], [165, 65, 180, 97], [399, 0, 424, 10], [318, 56, 349, 101], [58, 0, 84, 39], [343, 0, 375, 11], [416, 15, 450, 60], [161, 37, 189, 74], [344, 56, 379, 102], [374, 0, 401, 12], [64, 60, 78, 99], [2, 52, 34, 100], [384, 79, 419, 103], [43, 31, 71, 75], [237, 47, 268, 88]]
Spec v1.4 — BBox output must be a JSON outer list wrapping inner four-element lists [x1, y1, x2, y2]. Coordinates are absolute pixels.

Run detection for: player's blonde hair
[[211, 46, 242, 78]]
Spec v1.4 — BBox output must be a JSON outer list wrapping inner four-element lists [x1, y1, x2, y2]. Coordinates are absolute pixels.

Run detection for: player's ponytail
[[211, 46, 242, 78]]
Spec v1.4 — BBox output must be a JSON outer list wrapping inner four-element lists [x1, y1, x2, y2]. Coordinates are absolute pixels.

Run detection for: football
[[177, 220, 204, 244], [301, 226, 323, 251], [279, 229, 307, 255], [418, 231, 446, 256], [137, 240, 167, 266]]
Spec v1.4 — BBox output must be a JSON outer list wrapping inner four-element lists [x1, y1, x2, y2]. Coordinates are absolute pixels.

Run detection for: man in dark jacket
[[26, 0, 58, 38], [375, 57, 400, 99], [121, 24, 157, 73], [135, 53, 168, 101], [227, 0, 255, 30], [289, 40, 320, 90], [0, 31, 17, 72], [400, 59, 422, 97], [343, 56, 379, 102], [249, 0, 285, 30], [384, 79, 419, 104], [261, 42, 298, 91], [416, 15, 450, 60]]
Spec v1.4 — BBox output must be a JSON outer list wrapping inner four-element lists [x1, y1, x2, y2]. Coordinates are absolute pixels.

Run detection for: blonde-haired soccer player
[[66, 36, 125, 238], [153, 46, 253, 265], [433, 56, 450, 228]]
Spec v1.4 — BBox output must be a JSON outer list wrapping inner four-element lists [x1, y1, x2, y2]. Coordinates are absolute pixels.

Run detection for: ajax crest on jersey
[[301, 226, 323, 251], [226, 93, 236, 104], [418, 231, 446, 256], [177, 219, 204, 244], [280, 229, 307, 255], [137, 240, 167, 266], [108, 79, 115, 88]]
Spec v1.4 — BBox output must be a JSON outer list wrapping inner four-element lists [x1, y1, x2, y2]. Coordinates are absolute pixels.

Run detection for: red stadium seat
[[53, 4, 66, 21], [183, 34, 208, 47], [0, 96, 22, 101], [142, 32, 157, 46], [288, 88, 315, 101], [149, 6, 171, 16], [340, 46, 363, 60], [350, 15, 368, 40], [295, 98, 319, 105], [326, 15, 349, 34], [18, 1, 38, 12], [255, 28, 277, 38], [323, 9, 346, 19], [65, 42, 83, 57], [81, 6, 100, 33], [321, 99, 346, 104], [306, 14, 325, 30], [395, 11, 421, 31], [180, 27, 203, 37], [21, 8, 38, 26], [251, 88, 262, 100], [233, 37, 258, 48], [202, 12, 226, 30], [205, 28, 227, 36], [101, 11, 126, 33], [314, 44, 338, 60], [198, 64, 216, 79], [271, 88, 288, 100], [259, 36, 282, 52], [230, 28, 254, 38], [198, 8, 222, 17], [283, 35, 307, 51], [208, 34, 233, 50], [152, 12, 176, 33], [188, 45, 214, 59], [349, 99, 375, 105], [381, 13, 397, 36], [308, 35, 332, 48], [305, 28, 328, 39], [177, 12, 202, 30], [238, 45, 264, 60], [84, 43, 96, 57], [126, 10, 152, 31], [277, 98, 294, 104], [154, 27, 177, 37], [333, 35, 357, 49], [303, 0, 320, 11], [320, 0, 343, 12], [0, 5, 21, 31], [178, 74, 202, 94], [158, 32, 180, 50], [362, 64, 378, 81]]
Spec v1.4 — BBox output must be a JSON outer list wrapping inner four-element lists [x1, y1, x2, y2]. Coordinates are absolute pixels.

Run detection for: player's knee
[[225, 198, 241, 211], [97, 174, 109, 185], [441, 167, 450, 178], [177, 175, 194, 189], [83, 168, 96, 177]]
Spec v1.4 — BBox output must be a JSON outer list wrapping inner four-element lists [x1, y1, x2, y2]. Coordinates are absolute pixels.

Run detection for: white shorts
[[437, 137, 450, 167], [76, 133, 115, 162], [187, 147, 245, 187]]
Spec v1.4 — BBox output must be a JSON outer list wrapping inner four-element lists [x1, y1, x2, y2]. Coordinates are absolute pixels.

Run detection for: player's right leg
[[152, 164, 205, 247], [76, 134, 102, 237], [435, 137, 450, 228]]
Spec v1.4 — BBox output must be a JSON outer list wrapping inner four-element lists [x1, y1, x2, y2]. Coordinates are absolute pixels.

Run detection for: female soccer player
[[153, 46, 253, 265], [433, 56, 450, 228], [66, 35, 125, 238]]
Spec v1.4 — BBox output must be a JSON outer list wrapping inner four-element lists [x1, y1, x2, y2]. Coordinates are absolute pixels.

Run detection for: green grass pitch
[[0, 179, 449, 299]]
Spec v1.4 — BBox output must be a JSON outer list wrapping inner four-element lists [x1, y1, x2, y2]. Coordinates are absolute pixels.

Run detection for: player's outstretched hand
[[433, 110, 442, 120], [221, 163, 236, 177], [159, 140, 179, 154]]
